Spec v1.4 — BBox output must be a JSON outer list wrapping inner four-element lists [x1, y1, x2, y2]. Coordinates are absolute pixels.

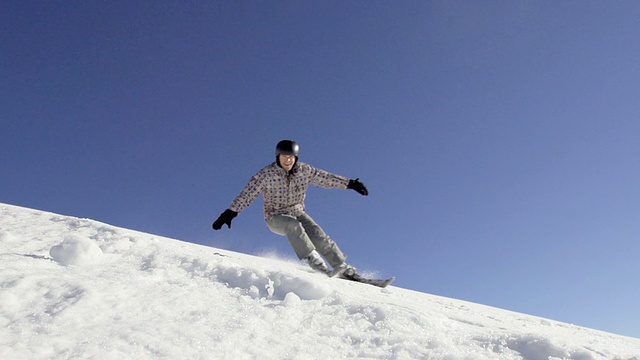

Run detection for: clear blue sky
[[2, 1, 639, 338]]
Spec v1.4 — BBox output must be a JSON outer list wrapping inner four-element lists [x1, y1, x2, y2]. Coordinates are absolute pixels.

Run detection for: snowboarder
[[212, 140, 369, 277]]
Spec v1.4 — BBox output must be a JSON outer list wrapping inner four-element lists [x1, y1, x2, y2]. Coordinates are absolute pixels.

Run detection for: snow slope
[[1, 203, 639, 360]]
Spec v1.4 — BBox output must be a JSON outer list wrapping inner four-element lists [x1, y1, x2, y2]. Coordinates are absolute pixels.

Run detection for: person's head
[[275, 140, 299, 171]]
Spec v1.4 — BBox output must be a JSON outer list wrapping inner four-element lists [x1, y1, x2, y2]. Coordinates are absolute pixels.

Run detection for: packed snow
[[1, 203, 638, 360]]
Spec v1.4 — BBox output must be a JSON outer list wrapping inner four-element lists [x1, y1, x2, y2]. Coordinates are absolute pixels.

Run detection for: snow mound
[[283, 292, 302, 307], [49, 235, 103, 266], [177, 256, 332, 301]]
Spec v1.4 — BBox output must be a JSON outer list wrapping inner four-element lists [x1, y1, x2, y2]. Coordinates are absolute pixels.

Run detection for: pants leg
[[296, 213, 347, 268], [266, 214, 315, 260], [266, 213, 347, 268]]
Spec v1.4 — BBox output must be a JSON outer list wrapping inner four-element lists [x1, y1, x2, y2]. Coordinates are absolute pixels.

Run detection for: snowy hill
[[1, 203, 639, 360]]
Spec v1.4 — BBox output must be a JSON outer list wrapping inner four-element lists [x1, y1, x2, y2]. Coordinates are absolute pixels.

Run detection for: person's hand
[[347, 178, 369, 196], [212, 209, 238, 230]]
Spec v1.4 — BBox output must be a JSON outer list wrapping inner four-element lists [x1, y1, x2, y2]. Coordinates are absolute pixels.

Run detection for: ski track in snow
[[1, 203, 639, 360]]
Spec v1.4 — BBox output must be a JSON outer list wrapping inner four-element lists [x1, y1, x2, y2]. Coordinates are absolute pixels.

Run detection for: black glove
[[212, 209, 238, 230], [347, 178, 369, 196]]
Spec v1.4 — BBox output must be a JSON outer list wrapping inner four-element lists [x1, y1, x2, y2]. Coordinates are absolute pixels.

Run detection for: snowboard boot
[[330, 263, 357, 279], [306, 250, 331, 275]]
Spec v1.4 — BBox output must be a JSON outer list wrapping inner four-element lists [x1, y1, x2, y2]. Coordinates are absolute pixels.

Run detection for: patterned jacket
[[229, 162, 350, 220]]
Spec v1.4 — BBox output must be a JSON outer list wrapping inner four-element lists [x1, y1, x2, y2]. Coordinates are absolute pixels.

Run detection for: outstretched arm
[[228, 171, 265, 214], [307, 164, 368, 196], [212, 170, 265, 231]]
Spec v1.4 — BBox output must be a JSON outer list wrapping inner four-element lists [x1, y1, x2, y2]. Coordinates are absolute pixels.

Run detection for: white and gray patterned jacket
[[229, 162, 350, 220]]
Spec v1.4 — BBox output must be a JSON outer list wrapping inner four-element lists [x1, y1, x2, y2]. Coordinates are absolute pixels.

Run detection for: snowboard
[[341, 272, 395, 288], [334, 267, 395, 288]]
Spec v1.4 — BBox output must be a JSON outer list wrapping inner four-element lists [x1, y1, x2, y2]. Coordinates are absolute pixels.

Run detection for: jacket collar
[[273, 161, 298, 176]]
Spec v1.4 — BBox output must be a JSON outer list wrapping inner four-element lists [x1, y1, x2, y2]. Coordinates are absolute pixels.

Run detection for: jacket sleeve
[[308, 165, 350, 189], [229, 170, 265, 213]]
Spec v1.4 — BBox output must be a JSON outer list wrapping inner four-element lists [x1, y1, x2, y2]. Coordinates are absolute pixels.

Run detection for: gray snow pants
[[266, 213, 347, 268]]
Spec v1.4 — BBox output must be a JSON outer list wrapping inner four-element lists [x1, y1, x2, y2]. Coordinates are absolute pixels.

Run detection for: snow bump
[[49, 235, 103, 266]]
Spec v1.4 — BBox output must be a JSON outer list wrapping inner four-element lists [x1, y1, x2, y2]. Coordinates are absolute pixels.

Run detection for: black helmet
[[275, 140, 300, 157]]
